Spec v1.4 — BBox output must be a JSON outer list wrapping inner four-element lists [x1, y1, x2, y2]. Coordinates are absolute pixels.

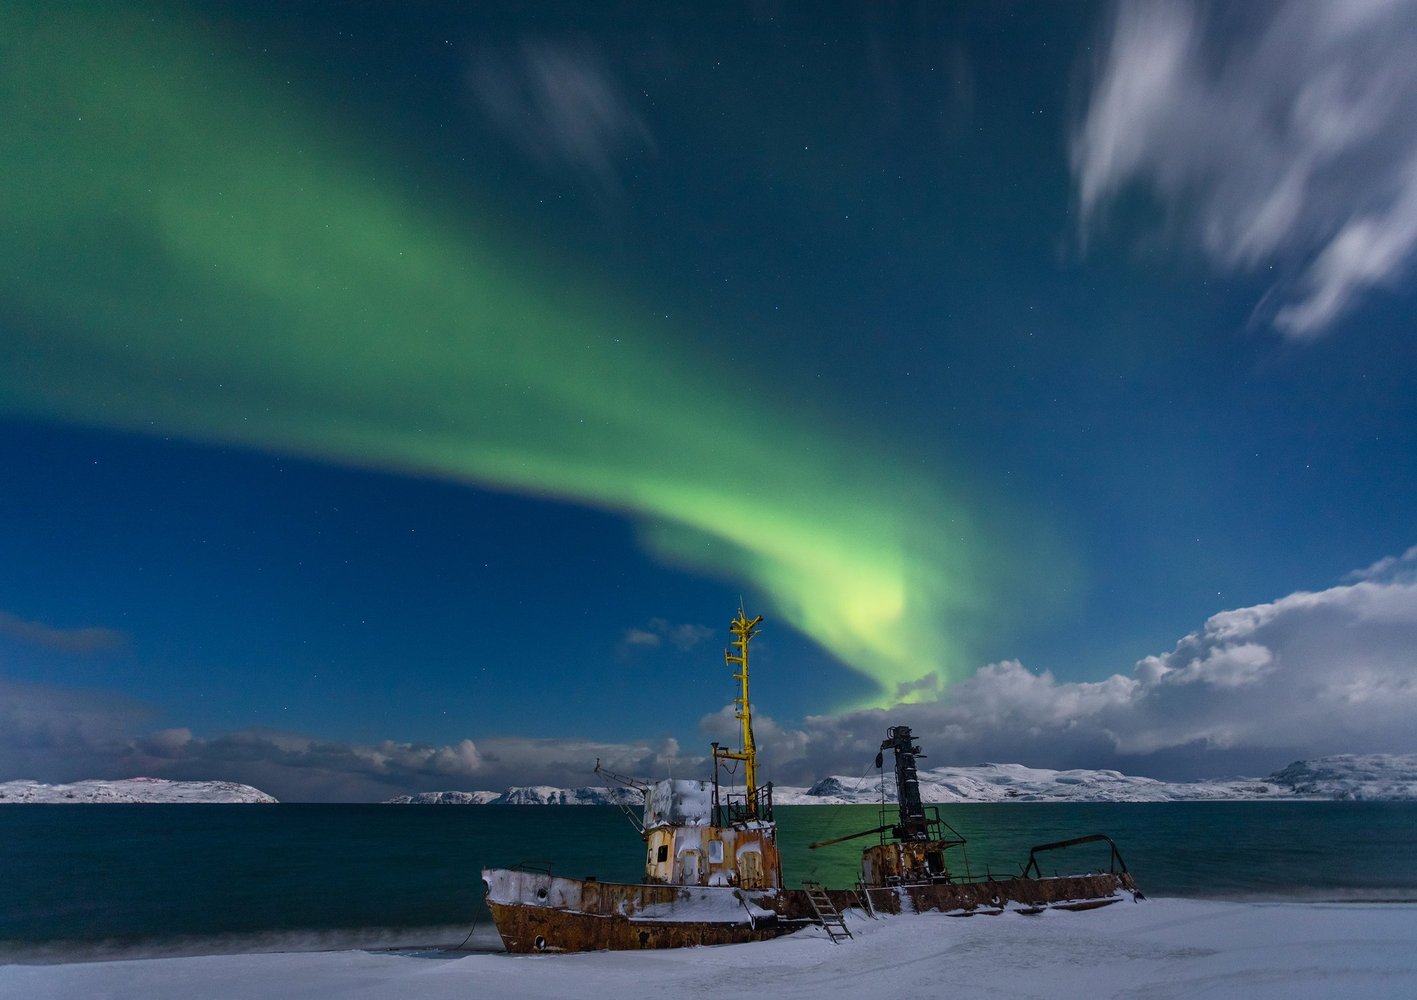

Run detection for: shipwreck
[[481, 609, 1140, 953]]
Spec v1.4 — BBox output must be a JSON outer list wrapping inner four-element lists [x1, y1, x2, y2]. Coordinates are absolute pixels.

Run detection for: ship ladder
[[801, 881, 852, 942]]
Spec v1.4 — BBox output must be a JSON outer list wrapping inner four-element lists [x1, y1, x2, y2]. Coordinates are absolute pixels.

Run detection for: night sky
[[4, 1, 1416, 801]]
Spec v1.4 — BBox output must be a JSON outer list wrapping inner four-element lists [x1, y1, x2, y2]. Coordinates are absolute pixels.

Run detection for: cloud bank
[[8, 549, 1415, 798], [0, 678, 698, 802], [1073, 0, 1417, 337]]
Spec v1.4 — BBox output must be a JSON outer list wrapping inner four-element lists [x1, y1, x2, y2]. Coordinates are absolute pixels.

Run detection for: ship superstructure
[[481, 608, 800, 952], [637, 610, 782, 891]]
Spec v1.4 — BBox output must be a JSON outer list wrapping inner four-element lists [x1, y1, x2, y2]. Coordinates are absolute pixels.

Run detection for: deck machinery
[[813, 725, 1141, 916]]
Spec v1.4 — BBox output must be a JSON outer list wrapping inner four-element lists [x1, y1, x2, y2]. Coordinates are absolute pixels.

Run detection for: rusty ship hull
[[856, 871, 1139, 916], [482, 869, 807, 953], [483, 867, 1138, 952]]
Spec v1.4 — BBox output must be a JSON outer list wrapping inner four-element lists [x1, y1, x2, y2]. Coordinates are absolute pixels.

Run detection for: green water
[[3, 802, 1415, 959]]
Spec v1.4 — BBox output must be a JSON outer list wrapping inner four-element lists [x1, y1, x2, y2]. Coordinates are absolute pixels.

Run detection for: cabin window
[[657, 845, 669, 863], [708, 839, 724, 864]]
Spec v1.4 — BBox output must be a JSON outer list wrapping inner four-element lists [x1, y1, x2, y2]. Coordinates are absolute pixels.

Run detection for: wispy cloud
[[467, 38, 653, 193], [1073, 0, 1417, 338], [619, 618, 714, 654], [621, 628, 661, 648], [0, 610, 126, 654]]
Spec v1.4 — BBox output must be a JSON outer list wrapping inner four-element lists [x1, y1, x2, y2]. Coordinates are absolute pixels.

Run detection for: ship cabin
[[641, 777, 780, 890]]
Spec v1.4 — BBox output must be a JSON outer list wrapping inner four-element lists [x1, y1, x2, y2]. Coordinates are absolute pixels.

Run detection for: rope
[[802, 756, 883, 881], [451, 913, 480, 951]]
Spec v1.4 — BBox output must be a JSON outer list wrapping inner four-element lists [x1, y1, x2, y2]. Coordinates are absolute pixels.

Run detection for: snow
[[643, 779, 712, 828], [385, 755, 1417, 808], [4, 899, 1415, 999], [0, 778, 277, 804], [383, 790, 503, 805], [1267, 754, 1417, 800]]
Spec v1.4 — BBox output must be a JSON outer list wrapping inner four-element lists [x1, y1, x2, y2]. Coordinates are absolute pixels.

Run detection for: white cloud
[[467, 38, 653, 192], [1073, 0, 1417, 337]]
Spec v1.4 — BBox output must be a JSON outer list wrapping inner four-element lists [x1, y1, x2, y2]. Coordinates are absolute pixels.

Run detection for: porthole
[[534, 936, 547, 951], [536, 887, 549, 900]]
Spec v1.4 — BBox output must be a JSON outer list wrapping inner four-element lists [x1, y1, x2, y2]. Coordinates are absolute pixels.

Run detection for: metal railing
[[1020, 833, 1130, 879]]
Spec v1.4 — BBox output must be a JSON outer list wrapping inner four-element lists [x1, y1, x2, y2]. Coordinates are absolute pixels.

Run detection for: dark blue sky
[[3, 1, 1416, 799]]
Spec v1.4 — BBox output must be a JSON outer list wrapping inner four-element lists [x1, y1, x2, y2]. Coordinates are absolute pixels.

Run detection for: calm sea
[[3, 802, 1415, 961]]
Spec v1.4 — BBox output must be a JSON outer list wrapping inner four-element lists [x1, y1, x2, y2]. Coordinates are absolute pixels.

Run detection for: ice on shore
[[4, 898, 1414, 1000]]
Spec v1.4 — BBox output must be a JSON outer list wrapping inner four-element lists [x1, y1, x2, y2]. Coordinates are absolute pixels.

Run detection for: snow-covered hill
[[385, 754, 1417, 806], [0, 777, 278, 804], [1266, 754, 1417, 800], [778, 763, 1274, 804]]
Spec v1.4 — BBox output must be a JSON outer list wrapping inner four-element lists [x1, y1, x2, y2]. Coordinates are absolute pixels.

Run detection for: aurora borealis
[[4, 2, 1417, 799], [1, 3, 990, 703]]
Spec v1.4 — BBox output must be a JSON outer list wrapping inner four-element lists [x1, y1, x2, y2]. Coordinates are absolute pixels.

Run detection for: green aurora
[[0, 5, 1002, 704]]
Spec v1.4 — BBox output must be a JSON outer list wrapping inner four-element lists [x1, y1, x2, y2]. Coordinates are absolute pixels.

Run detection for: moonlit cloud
[[1073, 0, 1417, 337], [759, 547, 1417, 779], [467, 38, 653, 191]]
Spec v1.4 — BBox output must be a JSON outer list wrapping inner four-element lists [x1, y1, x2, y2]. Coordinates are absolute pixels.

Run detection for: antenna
[[712, 607, 764, 819]]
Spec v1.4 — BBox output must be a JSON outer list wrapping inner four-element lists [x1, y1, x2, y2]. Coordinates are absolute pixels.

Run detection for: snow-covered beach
[[5, 899, 1414, 1000]]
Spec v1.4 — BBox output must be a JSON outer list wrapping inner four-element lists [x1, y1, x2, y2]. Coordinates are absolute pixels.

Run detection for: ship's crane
[[809, 725, 965, 856]]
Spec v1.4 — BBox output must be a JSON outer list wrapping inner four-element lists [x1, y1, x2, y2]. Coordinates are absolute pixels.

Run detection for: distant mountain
[[383, 790, 503, 805], [385, 785, 642, 806], [0, 777, 278, 804], [385, 754, 1417, 806], [789, 754, 1417, 804]]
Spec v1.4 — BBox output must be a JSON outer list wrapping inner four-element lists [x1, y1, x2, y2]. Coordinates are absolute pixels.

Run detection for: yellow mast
[[714, 608, 764, 818]]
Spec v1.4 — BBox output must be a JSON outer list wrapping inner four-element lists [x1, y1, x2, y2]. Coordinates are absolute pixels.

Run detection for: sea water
[[3, 802, 1415, 961]]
